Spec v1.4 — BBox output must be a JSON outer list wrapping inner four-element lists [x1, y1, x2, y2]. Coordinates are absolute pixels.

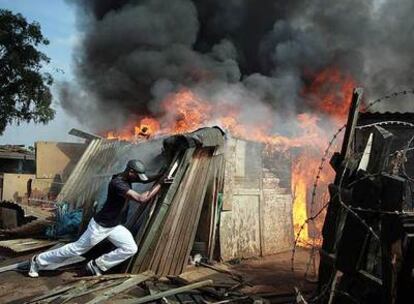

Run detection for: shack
[[49, 127, 295, 276]]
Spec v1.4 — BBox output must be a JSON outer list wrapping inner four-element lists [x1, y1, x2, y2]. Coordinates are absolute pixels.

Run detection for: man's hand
[[163, 177, 174, 184], [126, 183, 161, 203]]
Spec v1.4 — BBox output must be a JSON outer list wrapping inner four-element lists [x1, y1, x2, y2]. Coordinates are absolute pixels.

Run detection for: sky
[[0, 0, 85, 146]]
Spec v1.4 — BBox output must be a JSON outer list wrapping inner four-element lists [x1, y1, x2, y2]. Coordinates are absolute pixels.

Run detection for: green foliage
[[0, 9, 55, 135]]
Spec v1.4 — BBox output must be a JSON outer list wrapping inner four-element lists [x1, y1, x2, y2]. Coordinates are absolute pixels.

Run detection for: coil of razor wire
[[292, 89, 414, 302]]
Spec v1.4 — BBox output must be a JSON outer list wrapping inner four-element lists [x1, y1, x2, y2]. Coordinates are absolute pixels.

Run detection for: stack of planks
[[132, 149, 214, 275], [129, 127, 225, 276]]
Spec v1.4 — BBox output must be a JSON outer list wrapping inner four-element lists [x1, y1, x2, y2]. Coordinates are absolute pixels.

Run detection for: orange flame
[[105, 67, 356, 247], [304, 66, 357, 122]]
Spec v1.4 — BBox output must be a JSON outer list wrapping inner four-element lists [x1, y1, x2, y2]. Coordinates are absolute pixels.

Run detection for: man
[[28, 159, 162, 277]]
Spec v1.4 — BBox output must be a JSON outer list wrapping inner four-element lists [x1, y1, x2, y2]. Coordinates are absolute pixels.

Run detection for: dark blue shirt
[[94, 175, 131, 227]]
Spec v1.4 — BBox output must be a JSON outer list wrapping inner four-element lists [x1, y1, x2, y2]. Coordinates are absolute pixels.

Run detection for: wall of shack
[[220, 137, 294, 260]]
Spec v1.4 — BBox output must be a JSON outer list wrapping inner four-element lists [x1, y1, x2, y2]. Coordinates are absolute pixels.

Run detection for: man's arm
[[126, 184, 161, 203]]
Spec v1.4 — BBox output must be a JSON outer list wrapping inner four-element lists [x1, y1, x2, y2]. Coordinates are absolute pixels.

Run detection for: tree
[[0, 9, 55, 135]]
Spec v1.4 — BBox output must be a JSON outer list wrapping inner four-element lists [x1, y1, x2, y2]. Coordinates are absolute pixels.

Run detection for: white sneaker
[[28, 255, 40, 278], [85, 260, 103, 276]]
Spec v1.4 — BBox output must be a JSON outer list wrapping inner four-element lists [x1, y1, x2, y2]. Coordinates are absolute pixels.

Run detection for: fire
[[291, 67, 356, 246], [105, 67, 356, 247], [162, 89, 213, 133], [134, 117, 160, 139], [292, 166, 309, 244], [304, 66, 357, 122]]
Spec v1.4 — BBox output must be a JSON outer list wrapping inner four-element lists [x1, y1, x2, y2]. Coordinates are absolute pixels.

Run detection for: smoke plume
[[60, 0, 414, 133]]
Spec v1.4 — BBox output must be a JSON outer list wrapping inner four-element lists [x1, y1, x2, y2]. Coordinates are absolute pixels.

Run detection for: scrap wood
[[27, 277, 125, 304], [25, 283, 78, 304], [167, 276, 224, 299], [27, 271, 134, 303], [115, 279, 214, 304], [146, 281, 180, 304], [0, 238, 58, 252], [171, 270, 243, 291], [145, 150, 206, 275], [131, 148, 196, 273], [69, 273, 138, 281], [196, 262, 244, 283], [56, 279, 126, 304], [0, 219, 54, 238], [0, 260, 29, 273], [0, 255, 84, 275], [84, 271, 155, 304]]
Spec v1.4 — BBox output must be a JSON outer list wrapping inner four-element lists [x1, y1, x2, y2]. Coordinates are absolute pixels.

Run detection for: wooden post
[[340, 88, 364, 160]]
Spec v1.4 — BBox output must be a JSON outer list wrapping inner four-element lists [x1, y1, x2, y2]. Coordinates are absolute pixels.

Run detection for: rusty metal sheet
[[0, 238, 58, 252]]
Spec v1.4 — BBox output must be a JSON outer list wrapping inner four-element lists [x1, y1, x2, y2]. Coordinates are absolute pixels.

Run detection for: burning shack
[[52, 126, 295, 275], [318, 89, 414, 304]]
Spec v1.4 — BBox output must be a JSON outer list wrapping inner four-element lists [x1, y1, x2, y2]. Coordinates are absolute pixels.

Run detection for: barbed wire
[[356, 120, 414, 130], [365, 89, 414, 109], [291, 89, 414, 303], [291, 121, 414, 276]]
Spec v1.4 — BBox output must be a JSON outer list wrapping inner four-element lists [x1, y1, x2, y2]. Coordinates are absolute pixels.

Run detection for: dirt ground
[[0, 247, 318, 303]]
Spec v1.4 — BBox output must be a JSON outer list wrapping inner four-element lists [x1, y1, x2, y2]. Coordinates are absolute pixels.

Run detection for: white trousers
[[37, 218, 138, 271]]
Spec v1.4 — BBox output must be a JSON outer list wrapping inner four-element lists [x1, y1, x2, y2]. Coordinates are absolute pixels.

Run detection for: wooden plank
[[219, 211, 235, 260], [194, 156, 217, 260], [219, 194, 262, 260], [160, 151, 209, 275], [174, 152, 214, 274], [341, 88, 364, 160], [143, 149, 215, 276], [235, 140, 246, 177], [151, 154, 200, 274], [26, 284, 76, 303], [0, 260, 29, 273], [210, 154, 225, 261], [68, 128, 102, 141], [162, 157, 205, 275], [159, 152, 208, 275], [137, 154, 191, 273], [115, 280, 213, 304], [130, 148, 195, 273], [222, 138, 236, 211], [0, 238, 58, 252], [84, 271, 155, 304], [233, 194, 261, 258], [261, 191, 294, 255]]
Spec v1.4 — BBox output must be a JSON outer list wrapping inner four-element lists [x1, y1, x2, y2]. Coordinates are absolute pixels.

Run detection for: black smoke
[[60, 0, 414, 132]]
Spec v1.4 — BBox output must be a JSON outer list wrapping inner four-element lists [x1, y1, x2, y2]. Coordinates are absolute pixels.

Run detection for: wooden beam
[[84, 271, 155, 304], [114, 280, 213, 304], [130, 148, 195, 273], [340, 88, 364, 160], [69, 128, 102, 141]]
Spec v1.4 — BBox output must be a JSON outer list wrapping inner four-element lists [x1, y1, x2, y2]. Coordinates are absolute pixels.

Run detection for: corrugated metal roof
[[0, 145, 35, 160], [358, 111, 414, 126]]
